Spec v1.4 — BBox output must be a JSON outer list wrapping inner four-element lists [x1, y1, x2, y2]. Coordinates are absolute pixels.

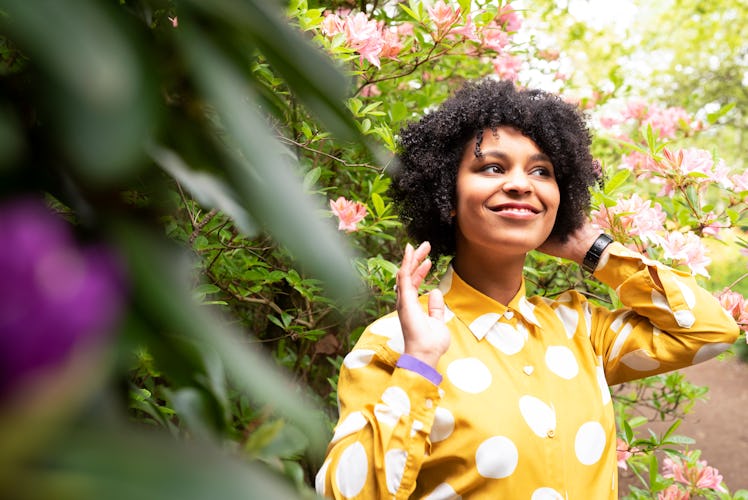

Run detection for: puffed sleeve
[[315, 311, 441, 500], [588, 242, 740, 385]]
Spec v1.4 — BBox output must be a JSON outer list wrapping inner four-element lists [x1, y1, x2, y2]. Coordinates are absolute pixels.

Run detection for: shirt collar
[[438, 265, 541, 340]]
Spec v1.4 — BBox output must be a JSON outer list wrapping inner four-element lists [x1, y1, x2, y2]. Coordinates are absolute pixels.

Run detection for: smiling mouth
[[490, 205, 540, 214]]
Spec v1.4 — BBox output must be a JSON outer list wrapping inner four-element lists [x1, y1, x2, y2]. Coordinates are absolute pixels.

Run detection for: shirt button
[[546, 429, 556, 438], [425, 398, 433, 409], [504, 311, 514, 320]]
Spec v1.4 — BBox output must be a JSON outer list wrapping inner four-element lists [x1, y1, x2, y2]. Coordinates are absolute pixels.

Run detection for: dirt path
[[619, 355, 748, 493]]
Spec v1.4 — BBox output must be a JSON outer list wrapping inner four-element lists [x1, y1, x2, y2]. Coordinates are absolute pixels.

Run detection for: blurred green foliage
[[1, 0, 746, 499]]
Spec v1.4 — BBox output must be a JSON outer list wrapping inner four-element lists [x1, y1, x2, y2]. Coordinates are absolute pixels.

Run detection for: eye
[[530, 165, 554, 177], [481, 164, 504, 174]]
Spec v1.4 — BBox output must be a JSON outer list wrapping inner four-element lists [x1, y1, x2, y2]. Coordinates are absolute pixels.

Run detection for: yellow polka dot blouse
[[316, 243, 739, 499]]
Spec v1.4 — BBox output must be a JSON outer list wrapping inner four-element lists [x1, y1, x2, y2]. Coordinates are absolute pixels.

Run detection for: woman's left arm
[[539, 222, 740, 385]]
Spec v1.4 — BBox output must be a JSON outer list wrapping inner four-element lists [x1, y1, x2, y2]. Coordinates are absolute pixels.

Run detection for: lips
[[489, 203, 540, 214]]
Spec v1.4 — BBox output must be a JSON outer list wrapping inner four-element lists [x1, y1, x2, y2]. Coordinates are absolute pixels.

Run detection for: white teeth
[[499, 207, 534, 214]]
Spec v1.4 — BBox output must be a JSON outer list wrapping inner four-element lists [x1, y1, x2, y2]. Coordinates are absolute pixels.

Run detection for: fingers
[[428, 288, 445, 322], [396, 241, 432, 292]]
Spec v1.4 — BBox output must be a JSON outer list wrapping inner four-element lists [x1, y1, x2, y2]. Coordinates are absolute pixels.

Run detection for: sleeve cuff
[[396, 354, 443, 386]]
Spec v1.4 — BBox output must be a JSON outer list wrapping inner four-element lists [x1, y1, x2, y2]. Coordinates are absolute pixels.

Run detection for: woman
[[316, 79, 739, 499]]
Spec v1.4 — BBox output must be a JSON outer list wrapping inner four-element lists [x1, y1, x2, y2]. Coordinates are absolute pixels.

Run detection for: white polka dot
[[443, 304, 455, 322], [447, 358, 492, 394], [385, 448, 408, 494], [545, 346, 579, 380], [519, 297, 540, 326], [674, 310, 696, 328], [369, 316, 404, 353], [430, 407, 455, 442], [693, 342, 732, 364], [620, 349, 660, 371], [469, 313, 502, 340], [382, 386, 411, 415], [374, 403, 399, 428], [608, 322, 633, 362], [595, 363, 611, 406], [411, 420, 424, 435], [331, 411, 367, 444], [555, 305, 579, 338], [315, 458, 331, 495], [335, 441, 368, 497], [582, 302, 592, 336], [485, 322, 527, 355], [343, 349, 375, 369], [652, 290, 671, 312], [574, 422, 607, 466], [424, 482, 462, 500], [531, 487, 564, 500], [610, 311, 633, 333], [519, 395, 556, 438], [673, 278, 696, 308], [475, 436, 519, 479]]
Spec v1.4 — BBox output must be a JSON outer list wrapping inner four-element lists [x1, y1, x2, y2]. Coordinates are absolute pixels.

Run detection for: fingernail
[[406, 243, 413, 252]]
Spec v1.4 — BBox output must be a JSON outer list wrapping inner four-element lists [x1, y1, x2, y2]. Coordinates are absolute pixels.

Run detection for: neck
[[452, 250, 526, 305]]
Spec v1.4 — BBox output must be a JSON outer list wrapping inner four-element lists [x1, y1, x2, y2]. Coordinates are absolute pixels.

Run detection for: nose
[[502, 168, 533, 194]]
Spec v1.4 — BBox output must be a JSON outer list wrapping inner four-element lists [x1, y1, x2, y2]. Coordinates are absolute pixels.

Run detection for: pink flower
[[716, 289, 744, 321], [492, 53, 522, 81], [427, 1, 461, 37], [380, 27, 403, 59], [482, 26, 510, 51], [731, 170, 748, 192], [616, 437, 637, 470], [622, 99, 649, 121], [497, 4, 523, 32], [343, 12, 385, 67], [658, 485, 690, 500], [657, 231, 711, 277], [452, 14, 480, 42], [663, 453, 727, 493], [591, 194, 665, 243], [330, 197, 367, 232], [321, 13, 345, 37], [168, 16, 178, 28], [644, 105, 691, 139]]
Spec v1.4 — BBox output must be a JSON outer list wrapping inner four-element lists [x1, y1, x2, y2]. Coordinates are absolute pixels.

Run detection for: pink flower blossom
[[657, 230, 711, 277], [452, 14, 480, 42], [616, 437, 637, 470], [360, 84, 381, 98], [168, 16, 178, 28], [644, 105, 691, 139], [715, 288, 744, 321], [492, 53, 522, 81], [321, 13, 345, 37], [663, 454, 727, 493], [590, 194, 665, 243], [481, 26, 510, 52], [658, 485, 690, 500], [330, 197, 367, 232], [427, 1, 461, 37], [380, 26, 404, 59], [731, 170, 748, 192], [344, 12, 385, 67], [622, 99, 649, 121], [497, 4, 523, 32]]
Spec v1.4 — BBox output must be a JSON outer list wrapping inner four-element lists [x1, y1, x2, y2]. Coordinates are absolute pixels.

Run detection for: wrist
[[582, 233, 614, 274]]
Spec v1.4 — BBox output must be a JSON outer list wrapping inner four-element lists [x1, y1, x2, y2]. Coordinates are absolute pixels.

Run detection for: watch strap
[[582, 233, 614, 274]]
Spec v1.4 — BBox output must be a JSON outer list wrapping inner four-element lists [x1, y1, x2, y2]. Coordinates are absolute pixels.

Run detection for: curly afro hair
[[389, 78, 599, 258]]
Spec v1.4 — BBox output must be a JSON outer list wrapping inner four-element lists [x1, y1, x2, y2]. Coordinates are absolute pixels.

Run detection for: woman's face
[[454, 126, 560, 258]]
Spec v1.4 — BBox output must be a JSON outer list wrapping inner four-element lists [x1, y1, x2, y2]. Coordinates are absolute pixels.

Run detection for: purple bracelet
[[396, 354, 443, 386]]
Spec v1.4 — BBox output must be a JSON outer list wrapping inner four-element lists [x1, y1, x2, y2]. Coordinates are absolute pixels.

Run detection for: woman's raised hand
[[395, 242, 451, 368]]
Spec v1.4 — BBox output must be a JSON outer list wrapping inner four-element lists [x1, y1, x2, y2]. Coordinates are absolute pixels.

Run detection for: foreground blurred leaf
[[112, 218, 329, 460], [181, 0, 358, 142], [176, 23, 364, 304], [16, 424, 309, 500], [0, 0, 156, 184]]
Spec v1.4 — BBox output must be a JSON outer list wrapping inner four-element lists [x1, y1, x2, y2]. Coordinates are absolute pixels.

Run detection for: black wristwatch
[[582, 234, 614, 274]]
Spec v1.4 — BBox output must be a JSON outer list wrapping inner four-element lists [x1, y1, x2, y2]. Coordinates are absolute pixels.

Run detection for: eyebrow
[[477, 150, 552, 163]]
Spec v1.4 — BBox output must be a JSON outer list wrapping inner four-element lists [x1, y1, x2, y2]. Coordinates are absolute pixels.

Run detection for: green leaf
[[603, 168, 630, 195], [372, 192, 386, 218]]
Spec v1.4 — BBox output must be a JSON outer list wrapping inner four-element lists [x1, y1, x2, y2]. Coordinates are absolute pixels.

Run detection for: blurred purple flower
[[0, 197, 125, 399]]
